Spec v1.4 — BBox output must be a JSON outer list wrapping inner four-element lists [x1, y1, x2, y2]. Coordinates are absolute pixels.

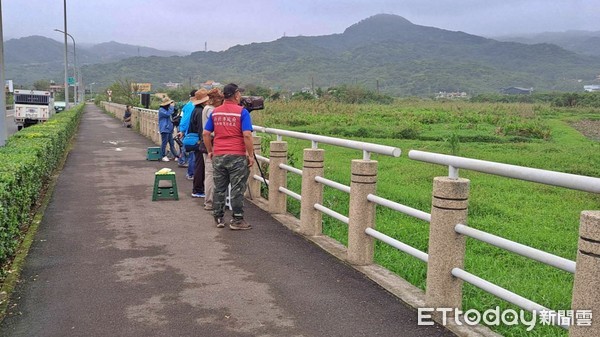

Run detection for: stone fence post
[[299, 149, 325, 236], [570, 211, 600, 337], [347, 159, 378, 265], [425, 177, 470, 312], [268, 141, 288, 214]]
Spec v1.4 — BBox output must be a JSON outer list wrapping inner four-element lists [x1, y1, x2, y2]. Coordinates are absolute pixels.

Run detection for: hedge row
[[0, 105, 84, 273]]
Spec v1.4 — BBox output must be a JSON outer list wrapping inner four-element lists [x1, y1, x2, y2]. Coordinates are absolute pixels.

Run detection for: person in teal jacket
[[158, 97, 179, 162], [176, 90, 196, 177]]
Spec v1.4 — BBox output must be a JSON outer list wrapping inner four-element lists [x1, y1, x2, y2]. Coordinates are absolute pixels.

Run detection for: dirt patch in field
[[571, 120, 600, 141]]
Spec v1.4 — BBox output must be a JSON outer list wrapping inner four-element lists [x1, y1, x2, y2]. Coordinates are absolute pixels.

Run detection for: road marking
[[7, 114, 14, 117]]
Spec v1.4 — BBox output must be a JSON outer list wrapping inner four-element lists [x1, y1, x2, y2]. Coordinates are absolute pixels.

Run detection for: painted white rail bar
[[255, 154, 270, 163], [254, 125, 401, 158], [451, 268, 569, 330], [253, 175, 269, 185], [279, 163, 302, 176], [314, 203, 349, 224], [279, 187, 301, 201], [315, 176, 351, 194], [365, 228, 429, 263], [455, 224, 576, 273], [409, 150, 600, 194], [367, 194, 432, 223]]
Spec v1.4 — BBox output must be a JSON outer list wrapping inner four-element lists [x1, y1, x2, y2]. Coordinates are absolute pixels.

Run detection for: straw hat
[[160, 97, 174, 106], [191, 88, 209, 105]]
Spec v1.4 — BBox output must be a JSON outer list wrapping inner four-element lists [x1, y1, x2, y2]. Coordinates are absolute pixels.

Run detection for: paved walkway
[[0, 104, 454, 337]]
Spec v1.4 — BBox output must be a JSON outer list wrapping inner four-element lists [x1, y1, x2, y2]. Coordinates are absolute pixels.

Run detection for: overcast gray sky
[[3, 0, 600, 53]]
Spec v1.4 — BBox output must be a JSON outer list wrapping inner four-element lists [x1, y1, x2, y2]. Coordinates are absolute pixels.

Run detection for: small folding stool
[[152, 171, 179, 201]]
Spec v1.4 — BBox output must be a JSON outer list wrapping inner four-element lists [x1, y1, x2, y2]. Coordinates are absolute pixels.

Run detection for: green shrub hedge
[[0, 105, 83, 275]]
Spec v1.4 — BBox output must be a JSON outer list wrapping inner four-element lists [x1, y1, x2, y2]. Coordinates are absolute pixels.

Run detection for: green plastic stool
[[152, 172, 179, 201]]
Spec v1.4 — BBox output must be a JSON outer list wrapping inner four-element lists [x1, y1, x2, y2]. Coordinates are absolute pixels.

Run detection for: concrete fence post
[[268, 141, 288, 214], [248, 135, 262, 199], [570, 211, 600, 337], [141, 112, 145, 136], [347, 159, 378, 265], [425, 177, 470, 311], [153, 120, 159, 145], [299, 148, 325, 236]]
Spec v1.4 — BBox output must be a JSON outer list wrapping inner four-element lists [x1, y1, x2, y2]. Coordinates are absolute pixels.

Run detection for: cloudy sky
[[3, 0, 600, 53]]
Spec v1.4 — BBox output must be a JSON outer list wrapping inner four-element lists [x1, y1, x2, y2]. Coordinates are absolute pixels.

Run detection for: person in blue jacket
[[177, 90, 196, 178], [158, 97, 179, 162]]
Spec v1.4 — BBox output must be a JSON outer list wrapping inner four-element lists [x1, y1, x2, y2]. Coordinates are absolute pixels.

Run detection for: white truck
[[13, 89, 55, 130]]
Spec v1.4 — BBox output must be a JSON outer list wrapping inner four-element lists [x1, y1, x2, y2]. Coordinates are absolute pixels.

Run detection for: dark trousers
[[192, 149, 206, 194], [160, 132, 178, 158]]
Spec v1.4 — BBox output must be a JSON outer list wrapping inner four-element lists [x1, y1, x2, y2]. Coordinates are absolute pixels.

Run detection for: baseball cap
[[223, 83, 245, 98]]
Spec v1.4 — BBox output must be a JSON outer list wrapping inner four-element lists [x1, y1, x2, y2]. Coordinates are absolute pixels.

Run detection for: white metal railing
[[255, 154, 270, 163], [279, 186, 301, 201], [455, 224, 576, 273], [251, 127, 432, 271], [315, 176, 351, 194], [279, 163, 302, 175], [365, 228, 429, 263], [452, 268, 569, 330], [407, 149, 594, 331], [253, 175, 269, 185], [409, 150, 600, 194], [367, 194, 431, 222], [314, 203, 349, 224], [253, 125, 401, 160]]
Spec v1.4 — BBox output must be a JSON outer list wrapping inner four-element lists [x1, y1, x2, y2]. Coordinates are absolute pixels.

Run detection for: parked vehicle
[[13, 89, 55, 130], [54, 101, 66, 113]]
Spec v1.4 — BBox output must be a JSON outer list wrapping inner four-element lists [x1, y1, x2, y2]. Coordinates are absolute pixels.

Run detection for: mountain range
[[5, 14, 600, 96], [494, 31, 600, 57]]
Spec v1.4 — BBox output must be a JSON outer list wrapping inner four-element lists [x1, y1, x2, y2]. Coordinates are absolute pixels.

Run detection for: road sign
[[68, 77, 75, 86]]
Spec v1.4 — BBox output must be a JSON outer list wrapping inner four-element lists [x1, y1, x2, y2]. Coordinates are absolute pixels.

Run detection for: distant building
[[163, 82, 182, 89], [500, 87, 533, 95], [200, 80, 222, 90], [435, 91, 469, 99], [584, 85, 600, 92]]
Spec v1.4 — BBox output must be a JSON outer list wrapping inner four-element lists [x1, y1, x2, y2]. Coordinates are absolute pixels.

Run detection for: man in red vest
[[202, 83, 255, 230]]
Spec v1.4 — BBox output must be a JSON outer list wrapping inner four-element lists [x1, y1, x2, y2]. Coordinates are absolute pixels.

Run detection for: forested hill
[[23, 14, 600, 95]]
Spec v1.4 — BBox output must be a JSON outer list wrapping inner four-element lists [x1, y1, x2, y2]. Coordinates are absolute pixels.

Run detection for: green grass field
[[252, 100, 600, 337]]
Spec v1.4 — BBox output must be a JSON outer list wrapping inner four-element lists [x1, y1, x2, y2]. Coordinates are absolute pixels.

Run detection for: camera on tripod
[[240, 96, 264, 112]]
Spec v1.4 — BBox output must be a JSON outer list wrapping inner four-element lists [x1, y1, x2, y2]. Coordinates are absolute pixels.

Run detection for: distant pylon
[[205, 42, 207, 52]]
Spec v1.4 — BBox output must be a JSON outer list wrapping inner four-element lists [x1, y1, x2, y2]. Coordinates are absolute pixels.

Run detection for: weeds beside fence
[[0, 105, 84, 278]]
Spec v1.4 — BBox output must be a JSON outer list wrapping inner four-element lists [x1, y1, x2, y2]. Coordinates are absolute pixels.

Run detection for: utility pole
[[62, 0, 69, 107], [376, 80, 380, 94], [0, 1, 7, 146]]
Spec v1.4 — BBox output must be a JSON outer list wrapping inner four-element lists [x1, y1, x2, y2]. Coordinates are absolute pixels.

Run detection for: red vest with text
[[211, 101, 246, 156]]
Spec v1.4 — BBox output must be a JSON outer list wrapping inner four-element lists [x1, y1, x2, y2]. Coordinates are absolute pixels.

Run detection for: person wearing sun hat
[[158, 96, 179, 162], [188, 89, 210, 198]]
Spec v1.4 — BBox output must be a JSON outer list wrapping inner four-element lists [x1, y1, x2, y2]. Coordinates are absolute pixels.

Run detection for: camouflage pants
[[212, 155, 249, 219]]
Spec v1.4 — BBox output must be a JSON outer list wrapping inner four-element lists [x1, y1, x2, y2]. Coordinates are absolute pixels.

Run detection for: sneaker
[[215, 217, 225, 228], [186, 174, 194, 180], [204, 205, 213, 211], [161, 156, 170, 162], [229, 218, 252, 230], [191, 192, 206, 198], [178, 163, 189, 168]]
